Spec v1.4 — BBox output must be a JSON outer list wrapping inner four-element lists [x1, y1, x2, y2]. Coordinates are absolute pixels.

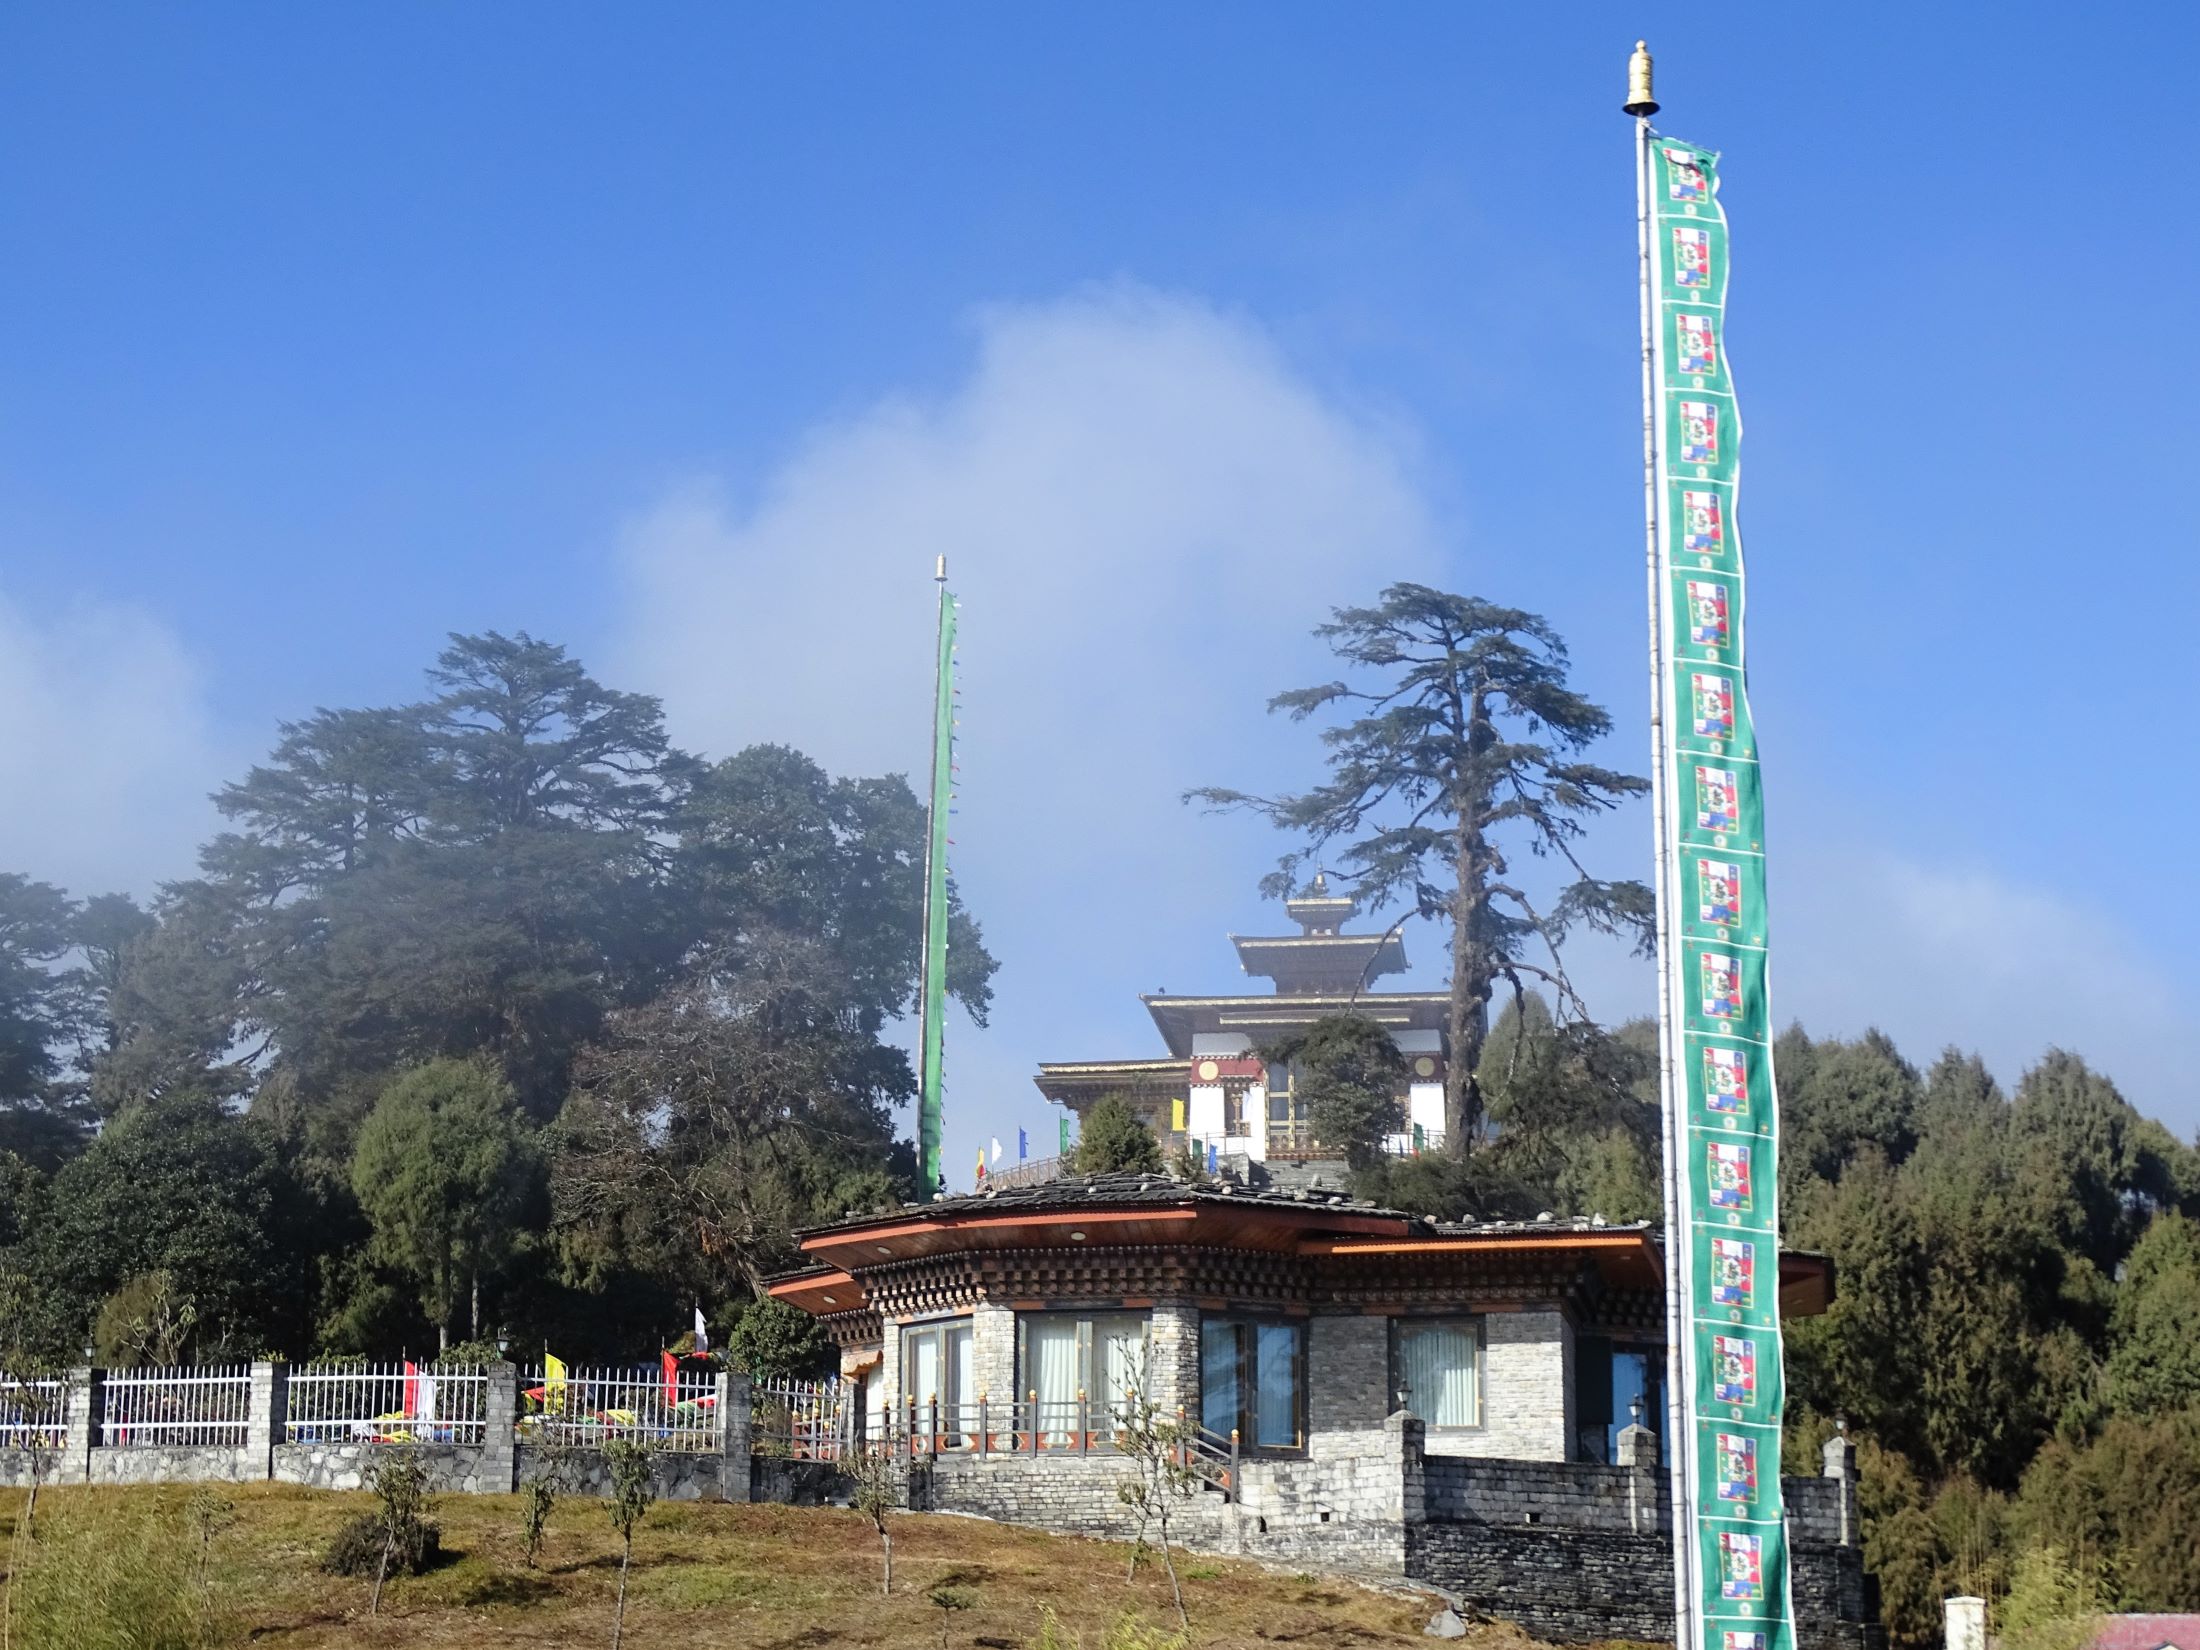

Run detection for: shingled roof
[[797, 1168, 1653, 1242]]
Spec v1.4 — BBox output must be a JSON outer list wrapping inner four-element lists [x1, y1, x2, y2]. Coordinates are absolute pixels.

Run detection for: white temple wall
[[1190, 1032, 1253, 1056]]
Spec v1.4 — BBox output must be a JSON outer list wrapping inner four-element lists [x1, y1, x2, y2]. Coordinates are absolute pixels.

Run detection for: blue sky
[[4, 4, 2196, 1166]]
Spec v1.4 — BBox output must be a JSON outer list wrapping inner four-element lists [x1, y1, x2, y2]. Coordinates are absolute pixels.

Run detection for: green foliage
[[2018, 1409, 2200, 1608], [1191, 584, 1652, 1151], [725, 1297, 828, 1380], [94, 1269, 200, 1367], [8, 1493, 232, 1650], [351, 1058, 536, 1345], [31, 1094, 294, 1357], [2103, 1210, 2200, 1418], [1071, 1096, 1163, 1176], [554, 948, 915, 1300], [1262, 1015, 1405, 1170], [1997, 1546, 2104, 1650]]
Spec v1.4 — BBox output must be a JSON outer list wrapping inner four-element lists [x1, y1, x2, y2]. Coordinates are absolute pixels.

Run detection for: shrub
[[320, 1510, 442, 1578], [1073, 1097, 1162, 1175]]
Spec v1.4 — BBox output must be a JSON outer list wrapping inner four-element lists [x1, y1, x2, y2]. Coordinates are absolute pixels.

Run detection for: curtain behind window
[[1097, 1321, 1145, 1421], [1398, 1319, 1478, 1428], [1029, 1316, 1080, 1442]]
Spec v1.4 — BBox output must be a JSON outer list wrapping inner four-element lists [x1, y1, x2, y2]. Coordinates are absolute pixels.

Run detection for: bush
[[320, 1510, 443, 1577], [726, 1297, 828, 1380]]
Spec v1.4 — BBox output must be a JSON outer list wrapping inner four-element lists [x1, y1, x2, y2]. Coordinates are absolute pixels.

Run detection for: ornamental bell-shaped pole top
[[1624, 40, 1659, 117]]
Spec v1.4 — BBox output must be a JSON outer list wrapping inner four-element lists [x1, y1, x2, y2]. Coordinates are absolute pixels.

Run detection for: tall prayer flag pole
[[1629, 42, 1798, 1650], [915, 556, 957, 1202]]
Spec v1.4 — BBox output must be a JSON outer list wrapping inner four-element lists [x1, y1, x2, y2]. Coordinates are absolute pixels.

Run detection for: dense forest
[[1, 629, 2195, 1642]]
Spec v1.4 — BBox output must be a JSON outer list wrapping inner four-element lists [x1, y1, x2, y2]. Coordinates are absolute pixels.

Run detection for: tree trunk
[[613, 1536, 632, 1650], [1445, 837, 1492, 1158], [1155, 1500, 1189, 1630], [470, 1272, 480, 1340], [880, 1525, 893, 1595], [370, 1528, 392, 1616]]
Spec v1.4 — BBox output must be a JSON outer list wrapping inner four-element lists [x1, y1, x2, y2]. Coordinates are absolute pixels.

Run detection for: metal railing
[[985, 1153, 1068, 1191], [751, 1376, 846, 1460], [284, 1363, 489, 1445], [888, 1394, 1239, 1498], [0, 1375, 68, 1451], [101, 1365, 252, 1448], [518, 1363, 721, 1451]]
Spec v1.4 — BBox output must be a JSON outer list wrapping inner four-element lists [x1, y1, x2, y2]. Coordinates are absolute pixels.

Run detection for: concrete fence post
[[1616, 1421, 1659, 1535], [484, 1362, 519, 1492], [60, 1365, 95, 1485], [247, 1361, 287, 1480], [1821, 1424, 1859, 1547], [1945, 1595, 1986, 1650], [719, 1372, 752, 1503]]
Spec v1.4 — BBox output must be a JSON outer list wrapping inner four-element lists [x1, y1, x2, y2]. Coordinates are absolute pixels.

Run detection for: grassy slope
[[1, 1483, 1557, 1649]]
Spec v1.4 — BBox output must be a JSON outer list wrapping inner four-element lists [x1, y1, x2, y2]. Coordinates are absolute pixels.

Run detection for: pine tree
[[1191, 584, 1651, 1154]]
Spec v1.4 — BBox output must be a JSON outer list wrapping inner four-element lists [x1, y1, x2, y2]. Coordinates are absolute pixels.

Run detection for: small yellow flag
[[544, 1352, 568, 1409], [1171, 1098, 1186, 1133]]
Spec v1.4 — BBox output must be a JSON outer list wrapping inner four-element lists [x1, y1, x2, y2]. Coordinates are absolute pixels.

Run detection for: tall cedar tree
[[1191, 585, 1652, 1153]]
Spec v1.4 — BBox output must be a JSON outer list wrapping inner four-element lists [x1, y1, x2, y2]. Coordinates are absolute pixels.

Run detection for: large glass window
[[1017, 1311, 1148, 1441], [1395, 1317, 1481, 1430], [1200, 1317, 1304, 1450], [901, 1319, 974, 1441]]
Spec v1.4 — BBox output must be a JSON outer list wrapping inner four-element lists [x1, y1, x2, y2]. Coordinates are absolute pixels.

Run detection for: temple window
[[1200, 1316, 1305, 1450], [1393, 1316, 1483, 1430]]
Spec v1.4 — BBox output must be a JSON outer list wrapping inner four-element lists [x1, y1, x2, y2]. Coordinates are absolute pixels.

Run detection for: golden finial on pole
[[1624, 39, 1658, 117]]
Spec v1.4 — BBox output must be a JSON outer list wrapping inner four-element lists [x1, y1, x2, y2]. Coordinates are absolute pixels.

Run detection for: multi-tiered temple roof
[[1035, 872, 1448, 1108]]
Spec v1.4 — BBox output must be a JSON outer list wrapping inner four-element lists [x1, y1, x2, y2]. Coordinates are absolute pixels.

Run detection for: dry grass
[[0, 1483, 1553, 1650]]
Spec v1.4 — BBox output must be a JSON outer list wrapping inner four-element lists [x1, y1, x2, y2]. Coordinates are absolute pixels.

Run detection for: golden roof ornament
[[1624, 39, 1659, 117]]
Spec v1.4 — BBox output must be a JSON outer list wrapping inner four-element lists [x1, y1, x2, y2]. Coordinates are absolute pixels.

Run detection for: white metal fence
[[751, 1376, 846, 1460], [518, 1364, 721, 1451], [284, 1363, 489, 1445], [101, 1365, 252, 1448], [0, 1375, 68, 1451]]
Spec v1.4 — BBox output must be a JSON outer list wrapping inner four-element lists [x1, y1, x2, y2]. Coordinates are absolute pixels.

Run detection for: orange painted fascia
[[766, 1267, 858, 1301], [803, 1208, 1201, 1255], [1299, 1231, 1657, 1260]]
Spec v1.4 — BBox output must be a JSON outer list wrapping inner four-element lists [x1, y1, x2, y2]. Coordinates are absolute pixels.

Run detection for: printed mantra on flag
[[1650, 132, 1799, 1650]]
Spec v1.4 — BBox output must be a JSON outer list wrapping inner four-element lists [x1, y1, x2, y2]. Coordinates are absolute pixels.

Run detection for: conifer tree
[[1192, 584, 1651, 1153]]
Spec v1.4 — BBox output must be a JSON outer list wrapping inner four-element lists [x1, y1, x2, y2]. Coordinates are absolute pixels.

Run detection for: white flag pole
[[1627, 39, 1700, 1650]]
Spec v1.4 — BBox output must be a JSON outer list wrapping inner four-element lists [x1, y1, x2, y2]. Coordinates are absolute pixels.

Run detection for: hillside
[[0, 1484, 1550, 1650]]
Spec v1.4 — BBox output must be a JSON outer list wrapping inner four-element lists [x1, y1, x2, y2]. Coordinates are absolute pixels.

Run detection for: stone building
[[1034, 873, 1452, 1167], [768, 1171, 1877, 1646]]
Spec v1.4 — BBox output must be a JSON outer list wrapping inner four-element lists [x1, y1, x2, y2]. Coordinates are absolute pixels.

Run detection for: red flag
[[661, 1347, 679, 1406], [403, 1360, 420, 1419]]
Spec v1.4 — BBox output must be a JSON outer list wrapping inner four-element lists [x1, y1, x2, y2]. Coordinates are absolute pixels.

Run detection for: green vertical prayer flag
[[1646, 133, 1797, 1650], [916, 578, 957, 1201]]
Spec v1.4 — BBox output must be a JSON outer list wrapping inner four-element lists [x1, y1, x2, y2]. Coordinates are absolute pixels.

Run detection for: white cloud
[[611, 285, 1446, 1166], [0, 593, 228, 898], [1775, 851, 2196, 1129]]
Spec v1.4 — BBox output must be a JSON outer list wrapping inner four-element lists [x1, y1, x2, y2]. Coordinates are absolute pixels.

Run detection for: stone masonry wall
[[1406, 1523, 1875, 1650], [274, 1442, 495, 1494], [1448, 1310, 1572, 1461]]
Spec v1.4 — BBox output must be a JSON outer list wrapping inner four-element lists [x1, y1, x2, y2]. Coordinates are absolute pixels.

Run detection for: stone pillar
[[970, 1302, 1016, 1414], [1945, 1595, 1986, 1650], [59, 1366, 95, 1485], [1822, 1423, 1858, 1546], [1617, 1421, 1659, 1534], [483, 1361, 520, 1492], [719, 1371, 752, 1502], [1146, 1303, 1202, 1421], [246, 1360, 287, 1481], [1387, 1410, 1427, 1526]]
